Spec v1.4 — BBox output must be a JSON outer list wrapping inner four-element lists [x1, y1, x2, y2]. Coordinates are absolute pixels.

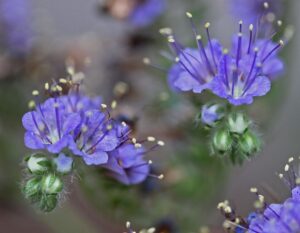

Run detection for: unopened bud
[[212, 129, 233, 153], [27, 154, 51, 175], [227, 112, 250, 134], [39, 194, 58, 212], [238, 131, 261, 155], [41, 174, 63, 194], [23, 177, 41, 199]]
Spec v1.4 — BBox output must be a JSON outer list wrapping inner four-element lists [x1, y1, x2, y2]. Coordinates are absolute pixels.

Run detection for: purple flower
[[0, 0, 33, 56], [54, 153, 73, 173], [103, 143, 150, 185], [129, 0, 166, 27], [219, 157, 300, 233], [211, 23, 284, 105], [200, 103, 224, 126], [69, 110, 126, 165], [22, 97, 81, 153], [231, 0, 282, 26]]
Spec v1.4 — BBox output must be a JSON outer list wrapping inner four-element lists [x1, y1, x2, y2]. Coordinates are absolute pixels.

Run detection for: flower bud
[[200, 103, 224, 127], [23, 177, 41, 198], [54, 153, 73, 174], [39, 194, 58, 212], [212, 129, 232, 154], [227, 112, 250, 134], [41, 174, 63, 194], [238, 131, 261, 155], [27, 154, 51, 174]]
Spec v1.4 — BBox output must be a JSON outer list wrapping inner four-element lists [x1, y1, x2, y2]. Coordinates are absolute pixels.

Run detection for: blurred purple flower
[[103, 143, 150, 185], [129, 0, 166, 27], [22, 98, 81, 153], [231, 0, 282, 26], [54, 153, 73, 173], [0, 0, 33, 56]]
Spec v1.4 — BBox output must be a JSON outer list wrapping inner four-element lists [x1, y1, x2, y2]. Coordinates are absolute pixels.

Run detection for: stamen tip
[[204, 22, 210, 28], [186, 12, 193, 18]]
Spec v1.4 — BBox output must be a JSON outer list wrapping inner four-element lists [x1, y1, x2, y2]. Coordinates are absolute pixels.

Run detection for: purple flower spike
[[103, 144, 150, 185], [69, 110, 124, 165], [129, 0, 166, 27], [22, 98, 81, 153], [211, 22, 284, 105], [162, 15, 223, 94]]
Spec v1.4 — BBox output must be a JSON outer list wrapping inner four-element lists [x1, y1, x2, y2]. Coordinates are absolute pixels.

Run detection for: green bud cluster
[[207, 111, 261, 164], [22, 153, 71, 212]]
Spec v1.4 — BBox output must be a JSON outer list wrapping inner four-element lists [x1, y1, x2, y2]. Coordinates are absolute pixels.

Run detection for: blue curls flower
[[160, 15, 284, 106], [22, 97, 81, 153]]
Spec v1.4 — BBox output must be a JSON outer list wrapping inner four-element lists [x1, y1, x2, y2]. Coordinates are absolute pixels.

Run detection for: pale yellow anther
[[157, 140, 165, 146], [239, 20, 243, 25], [264, 2, 269, 9], [106, 124, 112, 130], [254, 47, 259, 52], [81, 125, 88, 133], [59, 78, 67, 84], [121, 121, 127, 127], [28, 100, 36, 109], [196, 35, 202, 40], [147, 136, 156, 142], [296, 177, 300, 185], [279, 40, 284, 46], [223, 48, 229, 54], [143, 57, 151, 65], [249, 24, 254, 31], [111, 100, 117, 109], [254, 200, 264, 209], [278, 173, 284, 179], [148, 160, 153, 165], [56, 85, 63, 92], [134, 143, 142, 148], [205, 22, 211, 28], [224, 206, 232, 214], [67, 66, 75, 76], [175, 57, 180, 62], [186, 12, 193, 18], [258, 194, 265, 203], [222, 220, 231, 229], [101, 104, 107, 109], [126, 221, 131, 228], [132, 138, 137, 144], [51, 86, 57, 92], [250, 187, 258, 193], [158, 174, 164, 180], [32, 90, 39, 96], [285, 164, 290, 172], [277, 20, 283, 27], [159, 27, 173, 35], [217, 202, 225, 209], [168, 37, 175, 43], [289, 157, 294, 163], [44, 82, 49, 90]]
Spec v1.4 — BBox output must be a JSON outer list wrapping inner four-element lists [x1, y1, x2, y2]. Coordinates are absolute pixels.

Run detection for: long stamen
[[143, 57, 167, 72], [243, 48, 258, 94], [236, 21, 243, 67], [205, 22, 218, 70], [196, 35, 215, 76], [262, 40, 284, 63], [247, 24, 254, 54], [54, 98, 62, 139], [222, 49, 230, 88]]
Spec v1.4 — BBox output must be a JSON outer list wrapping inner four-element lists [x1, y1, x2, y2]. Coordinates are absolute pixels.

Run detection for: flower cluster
[[219, 157, 300, 233], [102, 0, 166, 27], [197, 104, 261, 164], [22, 68, 164, 212], [161, 14, 284, 106]]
